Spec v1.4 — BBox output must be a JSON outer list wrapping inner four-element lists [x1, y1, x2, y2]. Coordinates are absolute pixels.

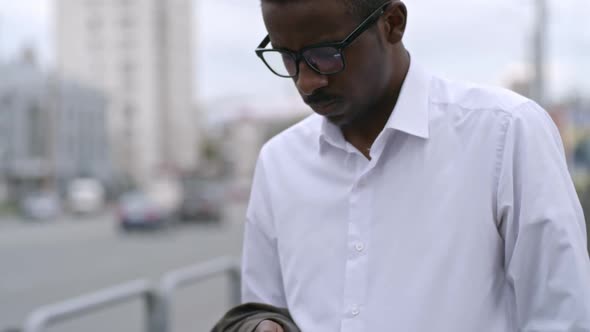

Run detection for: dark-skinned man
[[239, 0, 590, 331]]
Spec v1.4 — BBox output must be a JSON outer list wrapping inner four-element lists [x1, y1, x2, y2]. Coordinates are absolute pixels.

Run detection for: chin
[[325, 112, 353, 127], [319, 104, 355, 127]]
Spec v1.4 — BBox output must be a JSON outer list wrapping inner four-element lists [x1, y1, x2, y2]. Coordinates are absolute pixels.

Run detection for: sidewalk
[[0, 214, 24, 231]]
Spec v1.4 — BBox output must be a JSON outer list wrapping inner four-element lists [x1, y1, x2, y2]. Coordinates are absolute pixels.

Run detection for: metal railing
[[158, 256, 241, 332], [23, 279, 158, 332], [20, 256, 241, 332]]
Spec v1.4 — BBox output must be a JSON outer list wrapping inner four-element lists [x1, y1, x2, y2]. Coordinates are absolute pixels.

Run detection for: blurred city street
[[0, 209, 245, 332], [0, 0, 588, 331]]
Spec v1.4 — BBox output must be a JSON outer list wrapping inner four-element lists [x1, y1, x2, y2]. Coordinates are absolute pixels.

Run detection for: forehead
[[261, 0, 357, 50]]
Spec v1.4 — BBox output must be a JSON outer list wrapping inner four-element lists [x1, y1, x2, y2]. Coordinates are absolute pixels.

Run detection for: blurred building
[[562, 99, 590, 170], [200, 97, 309, 202], [0, 55, 111, 202], [55, 0, 199, 186], [54, 80, 112, 189], [507, 78, 532, 101]]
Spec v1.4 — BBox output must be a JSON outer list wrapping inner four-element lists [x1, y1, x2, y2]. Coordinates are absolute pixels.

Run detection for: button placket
[[341, 159, 373, 332], [355, 242, 365, 252]]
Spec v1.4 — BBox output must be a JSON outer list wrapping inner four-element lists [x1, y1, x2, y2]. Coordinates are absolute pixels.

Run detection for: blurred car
[[116, 192, 172, 230], [21, 191, 62, 221], [179, 179, 224, 222], [66, 178, 105, 215], [145, 177, 182, 216]]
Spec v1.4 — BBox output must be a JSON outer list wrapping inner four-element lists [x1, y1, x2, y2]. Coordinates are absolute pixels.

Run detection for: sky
[[0, 0, 589, 103]]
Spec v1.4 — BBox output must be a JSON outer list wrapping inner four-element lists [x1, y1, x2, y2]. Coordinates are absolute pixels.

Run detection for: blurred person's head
[[258, 0, 409, 128]]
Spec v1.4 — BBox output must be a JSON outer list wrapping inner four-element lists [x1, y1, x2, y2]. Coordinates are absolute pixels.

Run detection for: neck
[[342, 51, 410, 157]]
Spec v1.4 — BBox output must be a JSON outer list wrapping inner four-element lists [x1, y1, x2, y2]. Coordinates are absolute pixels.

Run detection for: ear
[[381, 1, 407, 44]]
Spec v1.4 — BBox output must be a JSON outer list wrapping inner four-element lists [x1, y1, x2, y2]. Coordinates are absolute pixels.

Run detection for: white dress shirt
[[241, 61, 590, 332]]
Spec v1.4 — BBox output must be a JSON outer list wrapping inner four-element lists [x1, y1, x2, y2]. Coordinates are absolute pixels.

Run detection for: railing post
[[228, 264, 241, 307], [157, 256, 241, 331], [22, 280, 156, 332], [19, 257, 241, 332], [146, 291, 167, 332]]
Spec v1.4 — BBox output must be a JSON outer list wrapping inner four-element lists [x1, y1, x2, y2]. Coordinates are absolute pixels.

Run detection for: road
[[0, 209, 245, 332]]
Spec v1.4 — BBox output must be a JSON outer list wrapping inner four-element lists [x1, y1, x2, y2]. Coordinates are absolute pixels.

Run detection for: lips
[[306, 98, 342, 116]]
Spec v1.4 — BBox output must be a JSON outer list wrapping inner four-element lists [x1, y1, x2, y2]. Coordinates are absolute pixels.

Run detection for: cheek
[[360, 51, 387, 83], [341, 61, 384, 100], [341, 47, 387, 94]]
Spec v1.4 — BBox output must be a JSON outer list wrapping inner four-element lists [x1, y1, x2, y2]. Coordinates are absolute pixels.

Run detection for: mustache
[[303, 92, 341, 105]]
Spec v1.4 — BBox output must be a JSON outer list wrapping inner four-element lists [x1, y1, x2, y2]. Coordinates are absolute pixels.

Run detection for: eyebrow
[[269, 41, 285, 50], [270, 36, 343, 53], [269, 41, 299, 53], [266, 25, 350, 52]]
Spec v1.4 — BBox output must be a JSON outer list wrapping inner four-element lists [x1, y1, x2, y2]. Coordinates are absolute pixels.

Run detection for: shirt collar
[[319, 116, 347, 151], [384, 61, 431, 139], [318, 59, 432, 152]]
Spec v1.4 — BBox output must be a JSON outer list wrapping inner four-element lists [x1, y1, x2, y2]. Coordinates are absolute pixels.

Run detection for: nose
[[295, 61, 328, 96]]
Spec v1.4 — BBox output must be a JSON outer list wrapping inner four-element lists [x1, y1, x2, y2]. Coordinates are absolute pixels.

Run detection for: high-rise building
[[56, 0, 199, 186]]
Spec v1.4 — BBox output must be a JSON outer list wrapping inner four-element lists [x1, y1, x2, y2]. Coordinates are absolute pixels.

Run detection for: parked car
[[179, 179, 224, 222], [145, 177, 182, 216], [66, 178, 105, 215], [116, 192, 172, 230], [21, 191, 62, 221]]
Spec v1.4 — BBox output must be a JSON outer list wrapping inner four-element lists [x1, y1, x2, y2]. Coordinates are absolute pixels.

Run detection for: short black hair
[[344, 0, 391, 20], [262, 0, 390, 21]]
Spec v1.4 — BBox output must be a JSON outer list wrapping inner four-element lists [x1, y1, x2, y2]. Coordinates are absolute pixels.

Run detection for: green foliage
[[576, 182, 590, 253], [0, 202, 18, 217]]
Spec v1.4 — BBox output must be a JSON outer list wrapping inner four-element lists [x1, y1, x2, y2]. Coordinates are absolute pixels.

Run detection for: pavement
[[0, 204, 246, 332]]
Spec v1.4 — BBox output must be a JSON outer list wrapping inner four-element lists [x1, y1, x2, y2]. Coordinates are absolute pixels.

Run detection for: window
[[120, 60, 135, 92], [87, 16, 103, 31], [119, 15, 135, 29], [119, 0, 134, 7], [122, 72, 135, 92], [27, 104, 45, 158], [123, 104, 135, 120], [120, 60, 135, 75], [1, 94, 13, 107]]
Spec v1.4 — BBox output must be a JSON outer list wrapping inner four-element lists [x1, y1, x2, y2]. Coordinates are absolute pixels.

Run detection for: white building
[[202, 97, 309, 193], [56, 0, 199, 186]]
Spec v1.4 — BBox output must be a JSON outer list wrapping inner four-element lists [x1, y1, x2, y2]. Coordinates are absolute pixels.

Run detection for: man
[[241, 0, 590, 331]]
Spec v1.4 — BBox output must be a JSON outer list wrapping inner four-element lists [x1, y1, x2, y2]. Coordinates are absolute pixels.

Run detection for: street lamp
[[531, 0, 548, 106]]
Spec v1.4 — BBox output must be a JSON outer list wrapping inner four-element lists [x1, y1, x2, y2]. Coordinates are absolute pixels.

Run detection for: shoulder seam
[[429, 99, 530, 117], [492, 100, 535, 228]]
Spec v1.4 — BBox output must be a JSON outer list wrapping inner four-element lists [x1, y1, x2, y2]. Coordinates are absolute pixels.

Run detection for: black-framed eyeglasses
[[255, 1, 391, 78]]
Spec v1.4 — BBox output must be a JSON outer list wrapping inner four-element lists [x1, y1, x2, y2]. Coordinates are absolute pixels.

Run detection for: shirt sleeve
[[497, 101, 590, 330], [241, 151, 287, 307]]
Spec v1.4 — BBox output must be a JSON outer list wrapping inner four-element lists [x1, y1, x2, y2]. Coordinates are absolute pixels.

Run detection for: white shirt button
[[351, 307, 360, 316], [355, 243, 365, 252]]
